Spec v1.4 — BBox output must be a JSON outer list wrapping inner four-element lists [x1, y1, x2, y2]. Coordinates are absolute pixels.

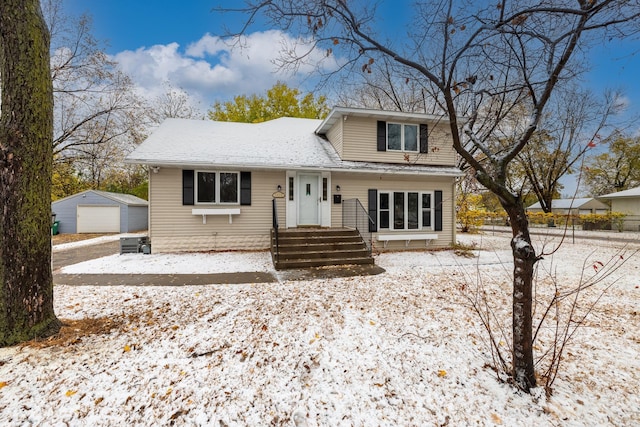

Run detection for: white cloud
[[184, 34, 227, 58], [111, 30, 340, 110], [613, 94, 631, 112]]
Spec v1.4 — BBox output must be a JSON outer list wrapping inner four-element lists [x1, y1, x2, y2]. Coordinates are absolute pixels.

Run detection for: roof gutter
[[125, 158, 464, 178]]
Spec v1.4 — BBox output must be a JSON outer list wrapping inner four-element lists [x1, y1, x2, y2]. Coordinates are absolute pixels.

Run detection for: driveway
[[52, 239, 383, 286], [52, 241, 120, 271]]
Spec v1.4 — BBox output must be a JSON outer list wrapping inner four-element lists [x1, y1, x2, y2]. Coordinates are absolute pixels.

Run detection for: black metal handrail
[[342, 198, 373, 254], [272, 198, 279, 263]]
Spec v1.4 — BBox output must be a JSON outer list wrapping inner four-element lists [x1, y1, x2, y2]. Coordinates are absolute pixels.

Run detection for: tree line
[[13, 1, 639, 206]]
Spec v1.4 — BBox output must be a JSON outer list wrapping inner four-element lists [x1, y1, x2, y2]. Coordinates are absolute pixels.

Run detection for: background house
[[598, 186, 640, 231], [52, 190, 148, 234], [526, 198, 609, 215]]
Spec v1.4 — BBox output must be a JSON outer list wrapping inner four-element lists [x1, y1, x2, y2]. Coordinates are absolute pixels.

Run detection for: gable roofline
[[315, 106, 453, 135], [598, 186, 640, 199], [52, 189, 148, 206]]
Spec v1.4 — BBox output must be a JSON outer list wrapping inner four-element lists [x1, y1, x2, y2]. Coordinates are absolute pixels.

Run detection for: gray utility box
[[120, 236, 150, 254]]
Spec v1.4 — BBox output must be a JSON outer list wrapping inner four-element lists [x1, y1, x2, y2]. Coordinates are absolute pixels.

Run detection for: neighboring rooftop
[[53, 190, 148, 206], [527, 198, 601, 210], [598, 186, 640, 199]]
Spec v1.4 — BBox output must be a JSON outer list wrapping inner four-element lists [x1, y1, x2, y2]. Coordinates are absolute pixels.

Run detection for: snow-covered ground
[[1, 232, 639, 426]]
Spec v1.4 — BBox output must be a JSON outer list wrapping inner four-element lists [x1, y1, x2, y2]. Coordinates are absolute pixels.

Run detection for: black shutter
[[368, 189, 378, 232], [240, 171, 251, 205], [434, 190, 443, 231], [419, 123, 428, 153], [377, 121, 386, 152], [182, 170, 194, 205]]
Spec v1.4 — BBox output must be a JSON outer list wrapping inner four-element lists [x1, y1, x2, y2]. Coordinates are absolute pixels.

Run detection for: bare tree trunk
[[0, 0, 60, 346], [504, 202, 537, 390]]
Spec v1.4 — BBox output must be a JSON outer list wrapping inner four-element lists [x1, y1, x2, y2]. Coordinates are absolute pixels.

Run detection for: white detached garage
[[52, 190, 148, 234]]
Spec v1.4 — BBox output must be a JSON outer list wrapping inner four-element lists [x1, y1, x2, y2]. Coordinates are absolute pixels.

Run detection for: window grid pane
[[393, 192, 404, 229], [289, 177, 294, 201], [322, 178, 328, 201], [387, 123, 402, 150], [422, 193, 432, 227], [404, 125, 418, 151], [408, 192, 419, 229], [219, 172, 238, 203], [380, 193, 389, 210], [380, 212, 390, 229], [379, 193, 390, 229], [197, 172, 216, 203]]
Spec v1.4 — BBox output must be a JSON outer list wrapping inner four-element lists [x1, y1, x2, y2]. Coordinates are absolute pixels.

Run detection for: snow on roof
[[527, 198, 598, 210], [52, 190, 148, 206], [126, 117, 462, 177], [92, 190, 148, 206], [127, 117, 334, 169], [598, 186, 640, 199]]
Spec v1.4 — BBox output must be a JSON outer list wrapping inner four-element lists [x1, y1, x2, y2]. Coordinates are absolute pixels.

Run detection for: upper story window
[[196, 171, 239, 204], [387, 123, 418, 152]]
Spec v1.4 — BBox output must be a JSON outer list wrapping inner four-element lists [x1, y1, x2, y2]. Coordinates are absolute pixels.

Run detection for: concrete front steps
[[271, 228, 374, 270]]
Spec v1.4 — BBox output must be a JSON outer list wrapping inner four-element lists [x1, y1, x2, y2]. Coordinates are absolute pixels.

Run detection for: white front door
[[298, 174, 320, 225]]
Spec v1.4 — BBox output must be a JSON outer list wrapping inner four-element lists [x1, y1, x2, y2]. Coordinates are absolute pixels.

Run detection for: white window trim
[[378, 190, 434, 231], [195, 170, 240, 205], [387, 122, 419, 153]]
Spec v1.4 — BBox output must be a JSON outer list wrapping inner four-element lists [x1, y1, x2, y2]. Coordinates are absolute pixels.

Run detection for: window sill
[[377, 232, 438, 248], [192, 208, 241, 224], [386, 149, 419, 153]]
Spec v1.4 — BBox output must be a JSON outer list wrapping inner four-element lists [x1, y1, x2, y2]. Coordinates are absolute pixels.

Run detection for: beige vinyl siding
[[341, 116, 457, 166], [149, 168, 285, 252], [325, 117, 343, 157], [330, 172, 456, 250]]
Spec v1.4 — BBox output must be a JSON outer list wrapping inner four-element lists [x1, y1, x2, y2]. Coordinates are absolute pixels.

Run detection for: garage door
[[77, 205, 120, 233]]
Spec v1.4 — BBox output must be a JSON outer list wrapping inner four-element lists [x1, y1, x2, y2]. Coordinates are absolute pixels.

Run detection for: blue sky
[[60, 0, 639, 128]]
